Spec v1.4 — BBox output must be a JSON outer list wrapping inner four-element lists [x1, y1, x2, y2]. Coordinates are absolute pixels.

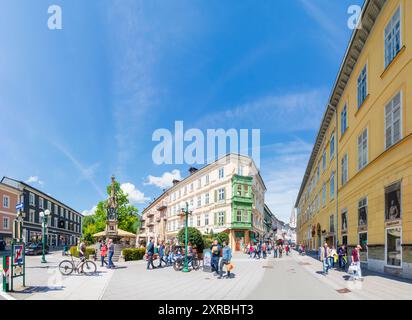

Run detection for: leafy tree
[[82, 180, 141, 242], [177, 227, 205, 252], [216, 232, 229, 245]]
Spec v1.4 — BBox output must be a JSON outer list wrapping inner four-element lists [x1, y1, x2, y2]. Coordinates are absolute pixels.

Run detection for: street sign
[[13, 245, 24, 265], [202, 249, 212, 273], [15, 203, 24, 211]]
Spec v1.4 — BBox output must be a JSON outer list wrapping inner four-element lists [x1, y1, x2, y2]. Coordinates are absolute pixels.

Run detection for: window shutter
[[385, 103, 393, 148], [214, 190, 217, 202], [214, 212, 217, 225], [223, 187, 226, 200], [393, 93, 401, 143]]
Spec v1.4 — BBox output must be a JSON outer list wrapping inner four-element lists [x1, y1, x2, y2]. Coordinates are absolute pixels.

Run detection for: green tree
[[177, 227, 205, 252], [216, 232, 229, 245]]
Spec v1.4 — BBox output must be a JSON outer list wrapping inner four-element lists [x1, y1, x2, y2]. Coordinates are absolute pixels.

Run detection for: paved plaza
[[2, 250, 412, 300]]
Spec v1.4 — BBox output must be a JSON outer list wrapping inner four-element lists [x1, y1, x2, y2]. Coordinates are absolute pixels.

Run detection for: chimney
[[189, 167, 198, 175], [172, 179, 180, 186]]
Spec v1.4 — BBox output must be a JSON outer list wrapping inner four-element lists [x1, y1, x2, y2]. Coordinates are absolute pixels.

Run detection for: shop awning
[[209, 227, 228, 234], [93, 229, 136, 238]]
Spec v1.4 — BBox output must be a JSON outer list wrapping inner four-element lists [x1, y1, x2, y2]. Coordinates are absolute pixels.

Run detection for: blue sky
[[0, 0, 363, 222]]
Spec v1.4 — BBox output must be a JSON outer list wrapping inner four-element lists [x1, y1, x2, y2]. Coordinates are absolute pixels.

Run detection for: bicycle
[[58, 254, 97, 276], [173, 253, 200, 271]]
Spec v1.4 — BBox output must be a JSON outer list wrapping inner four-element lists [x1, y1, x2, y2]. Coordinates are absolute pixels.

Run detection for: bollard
[[2, 256, 10, 292]]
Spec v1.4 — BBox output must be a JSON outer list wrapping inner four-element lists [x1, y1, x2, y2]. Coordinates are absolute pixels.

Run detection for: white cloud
[[25, 176, 44, 186], [196, 89, 327, 133], [82, 205, 97, 217], [120, 182, 150, 205], [261, 139, 312, 223], [145, 169, 182, 189]]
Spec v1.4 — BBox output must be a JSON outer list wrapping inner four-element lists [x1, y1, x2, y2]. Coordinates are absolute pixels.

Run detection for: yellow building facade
[[296, 0, 412, 279]]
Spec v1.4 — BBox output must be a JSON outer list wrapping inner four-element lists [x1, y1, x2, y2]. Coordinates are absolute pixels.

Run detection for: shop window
[[359, 232, 368, 253], [385, 182, 401, 221], [342, 235, 348, 246], [386, 228, 401, 267]]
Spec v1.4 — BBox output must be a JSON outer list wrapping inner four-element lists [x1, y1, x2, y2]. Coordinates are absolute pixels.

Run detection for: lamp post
[[180, 202, 192, 273], [39, 209, 50, 263]]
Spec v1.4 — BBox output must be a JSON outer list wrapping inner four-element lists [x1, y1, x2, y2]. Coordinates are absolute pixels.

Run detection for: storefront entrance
[[234, 231, 245, 251]]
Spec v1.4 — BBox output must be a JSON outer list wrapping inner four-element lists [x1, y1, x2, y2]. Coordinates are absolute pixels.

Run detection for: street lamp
[[39, 209, 50, 263], [180, 202, 192, 273]]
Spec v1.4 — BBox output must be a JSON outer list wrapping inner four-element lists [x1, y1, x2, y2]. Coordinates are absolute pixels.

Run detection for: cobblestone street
[[4, 250, 412, 300]]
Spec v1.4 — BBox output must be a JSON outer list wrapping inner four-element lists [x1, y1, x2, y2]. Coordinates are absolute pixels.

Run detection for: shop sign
[[202, 249, 212, 273]]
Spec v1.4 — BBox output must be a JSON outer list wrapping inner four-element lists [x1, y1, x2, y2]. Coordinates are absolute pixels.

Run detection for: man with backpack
[[210, 240, 221, 275], [146, 238, 156, 270]]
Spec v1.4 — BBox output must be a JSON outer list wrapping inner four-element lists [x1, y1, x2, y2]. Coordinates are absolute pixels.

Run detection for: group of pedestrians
[[145, 238, 233, 280], [319, 242, 363, 280], [96, 239, 116, 269], [246, 241, 291, 259], [210, 240, 233, 279], [145, 238, 194, 270]]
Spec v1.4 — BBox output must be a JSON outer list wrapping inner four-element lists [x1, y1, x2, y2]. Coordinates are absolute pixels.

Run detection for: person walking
[[249, 242, 254, 258], [210, 240, 221, 275], [285, 244, 289, 256], [62, 242, 69, 256], [273, 244, 278, 258], [164, 241, 171, 266], [278, 245, 283, 258], [262, 242, 267, 259], [107, 239, 116, 269], [100, 241, 108, 267], [351, 245, 363, 280], [218, 241, 232, 279], [320, 242, 331, 274], [330, 246, 337, 268], [146, 238, 156, 270], [267, 242, 272, 255], [158, 240, 166, 268], [338, 245, 347, 269]]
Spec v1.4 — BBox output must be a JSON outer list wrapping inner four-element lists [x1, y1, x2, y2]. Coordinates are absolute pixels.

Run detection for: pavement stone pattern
[[4, 250, 412, 300]]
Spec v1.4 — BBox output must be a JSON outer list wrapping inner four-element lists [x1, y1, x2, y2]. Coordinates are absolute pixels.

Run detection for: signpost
[[10, 242, 26, 291]]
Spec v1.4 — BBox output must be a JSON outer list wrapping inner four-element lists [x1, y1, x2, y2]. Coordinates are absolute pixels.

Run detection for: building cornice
[[294, 0, 386, 208]]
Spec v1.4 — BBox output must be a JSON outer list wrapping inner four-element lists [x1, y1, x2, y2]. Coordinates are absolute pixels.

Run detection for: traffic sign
[[15, 203, 24, 211], [13, 245, 23, 265]]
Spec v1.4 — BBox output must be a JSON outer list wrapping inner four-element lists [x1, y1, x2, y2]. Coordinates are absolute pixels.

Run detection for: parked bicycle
[[58, 254, 97, 276], [173, 253, 200, 271]]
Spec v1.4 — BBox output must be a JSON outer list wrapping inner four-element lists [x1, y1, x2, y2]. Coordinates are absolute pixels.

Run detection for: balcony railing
[[157, 201, 168, 211]]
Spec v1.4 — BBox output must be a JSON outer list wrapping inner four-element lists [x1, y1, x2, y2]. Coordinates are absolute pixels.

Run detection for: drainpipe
[[329, 104, 339, 248]]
